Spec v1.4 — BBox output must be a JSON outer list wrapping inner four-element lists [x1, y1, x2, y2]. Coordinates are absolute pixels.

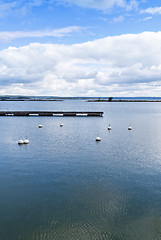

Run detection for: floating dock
[[0, 111, 103, 117]]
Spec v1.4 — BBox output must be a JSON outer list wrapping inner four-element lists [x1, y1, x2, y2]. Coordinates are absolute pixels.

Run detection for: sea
[[0, 99, 161, 240]]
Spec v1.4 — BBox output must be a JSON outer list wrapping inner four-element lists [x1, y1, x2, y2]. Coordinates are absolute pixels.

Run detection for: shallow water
[[0, 100, 161, 240]]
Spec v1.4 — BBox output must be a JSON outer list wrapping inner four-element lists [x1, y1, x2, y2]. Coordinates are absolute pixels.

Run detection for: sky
[[0, 0, 161, 96]]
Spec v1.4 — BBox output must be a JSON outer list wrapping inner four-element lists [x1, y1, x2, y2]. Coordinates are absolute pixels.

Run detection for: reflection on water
[[0, 101, 161, 239]]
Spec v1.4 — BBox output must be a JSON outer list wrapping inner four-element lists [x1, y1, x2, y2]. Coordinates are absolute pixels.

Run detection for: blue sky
[[1, 0, 161, 47], [0, 0, 161, 96]]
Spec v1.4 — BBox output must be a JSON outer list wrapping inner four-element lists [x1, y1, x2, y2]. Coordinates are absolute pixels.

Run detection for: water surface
[[0, 100, 161, 240]]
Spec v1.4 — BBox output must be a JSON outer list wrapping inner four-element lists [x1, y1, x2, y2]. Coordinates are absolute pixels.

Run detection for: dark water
[[0, 100, 161, 240]]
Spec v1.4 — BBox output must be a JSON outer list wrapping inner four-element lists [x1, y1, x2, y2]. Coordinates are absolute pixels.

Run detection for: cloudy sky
[[0, 0, 161, 96]]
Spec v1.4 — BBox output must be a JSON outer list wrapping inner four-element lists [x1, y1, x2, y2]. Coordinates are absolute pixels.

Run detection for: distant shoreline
[[87, 100, 161, 102], [0, 98, 161, 102], [0, 99, 63, 101], [0, 99, 161, 102]]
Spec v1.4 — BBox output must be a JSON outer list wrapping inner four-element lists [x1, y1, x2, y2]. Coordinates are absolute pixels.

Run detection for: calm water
[[0, 100, 161, 240]]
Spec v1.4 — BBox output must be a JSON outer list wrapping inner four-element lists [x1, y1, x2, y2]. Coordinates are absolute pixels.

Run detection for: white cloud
[[143, 16, 152, 21], [27, 0, 44, 7], [0, 31, 161, 96], [0, 26, 84, 41], [113, 15, 124, 22], [140, 7, 161, 15], [60, 0, 125, 10], [99, 17, 108, 21], [0, 1, 19, 17], [0, 0, 46, 18], [55, 0, 138, 11], [0, 0, 138, 18]]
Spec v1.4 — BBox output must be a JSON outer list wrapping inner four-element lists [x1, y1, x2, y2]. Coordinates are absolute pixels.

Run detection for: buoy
[[128, 127, 132, 130], [39, 124, 42, 128], [24, 139, 29, 144], [96, 136, 101, 141], [60, 123, 63, 127], [18, 140, 24, 144], [108, 124, 112, 130]]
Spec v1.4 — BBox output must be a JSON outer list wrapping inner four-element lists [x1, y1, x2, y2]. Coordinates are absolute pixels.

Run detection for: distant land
[[0, 96, 161, 102]]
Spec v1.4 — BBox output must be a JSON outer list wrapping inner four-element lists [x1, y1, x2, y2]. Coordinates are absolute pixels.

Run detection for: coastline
[[0, 99, 63, 101], [87, 100, 161, 102], [0, 96, 161, 102], [0, 99, 161, 102]]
